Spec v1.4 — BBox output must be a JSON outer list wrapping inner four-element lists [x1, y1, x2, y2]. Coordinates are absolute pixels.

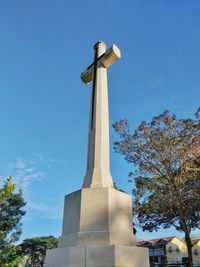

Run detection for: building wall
[[192, 240, 200, 266], [166, 237, 187, 264], [138, 236, 200, 266]]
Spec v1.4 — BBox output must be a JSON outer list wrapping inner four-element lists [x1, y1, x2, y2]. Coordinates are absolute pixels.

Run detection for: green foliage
[[19, 236, 58, 266], [0, 177, 26, 265], [113, 108, 200, 264], [0, 245, 24, 267]]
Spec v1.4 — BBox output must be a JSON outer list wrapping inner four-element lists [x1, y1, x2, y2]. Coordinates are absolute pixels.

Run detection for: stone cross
[[81, 41, 121, 188], [45, 41, 149, 267]]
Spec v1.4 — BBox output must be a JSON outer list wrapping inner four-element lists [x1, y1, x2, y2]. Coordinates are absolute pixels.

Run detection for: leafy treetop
[[113, 108, 200, 264]]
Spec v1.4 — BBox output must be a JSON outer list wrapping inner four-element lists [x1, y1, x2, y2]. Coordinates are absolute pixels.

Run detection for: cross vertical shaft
[[83, 41, 114, 188]]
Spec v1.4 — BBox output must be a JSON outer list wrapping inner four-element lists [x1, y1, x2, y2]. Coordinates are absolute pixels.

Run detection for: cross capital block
[[81, 44, 121, 84]]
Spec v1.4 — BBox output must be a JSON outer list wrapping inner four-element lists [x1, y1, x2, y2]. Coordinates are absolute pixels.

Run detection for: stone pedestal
[[46, 244, 149, 267], [59, 188, 136, 247], [45, 188, 149, 267]]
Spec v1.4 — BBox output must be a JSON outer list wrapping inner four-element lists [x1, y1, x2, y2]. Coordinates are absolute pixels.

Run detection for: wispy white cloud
[[0, 153, 68, 189], [0, 152, 66, 188], [0, 154, 67, 221], [2, 158, 46, 189], [148, 75, 165, 90], [29, 153, 68, 166], [27, 200, 63, 220]]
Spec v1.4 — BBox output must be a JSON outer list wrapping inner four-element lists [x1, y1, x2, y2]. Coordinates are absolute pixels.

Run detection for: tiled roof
[[192, 239, 200, 246], [137, 236, 178, 247]]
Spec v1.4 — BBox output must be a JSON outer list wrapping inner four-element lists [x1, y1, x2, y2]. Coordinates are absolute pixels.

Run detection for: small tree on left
[[0, 177, 26, 266]]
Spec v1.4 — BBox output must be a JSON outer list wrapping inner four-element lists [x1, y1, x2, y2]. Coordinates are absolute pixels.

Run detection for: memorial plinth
[[45, 41, 149, 267]]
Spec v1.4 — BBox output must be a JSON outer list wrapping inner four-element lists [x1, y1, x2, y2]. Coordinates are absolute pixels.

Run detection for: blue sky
[[0, 0, 199, 242]]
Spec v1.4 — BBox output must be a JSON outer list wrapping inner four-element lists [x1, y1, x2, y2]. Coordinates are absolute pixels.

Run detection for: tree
[[19, 236, 58, 266], [1, 245, 24, 267], [113, 109, 200, 265], [0, 177, 26, 266]]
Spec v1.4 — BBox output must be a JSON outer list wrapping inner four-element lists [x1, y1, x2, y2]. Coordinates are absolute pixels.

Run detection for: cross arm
[[81, 44, 121, 84]]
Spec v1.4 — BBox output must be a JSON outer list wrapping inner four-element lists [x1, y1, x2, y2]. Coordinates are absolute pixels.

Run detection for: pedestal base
[[60, 188, 136, 247], [45, 244, 149, 267]]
